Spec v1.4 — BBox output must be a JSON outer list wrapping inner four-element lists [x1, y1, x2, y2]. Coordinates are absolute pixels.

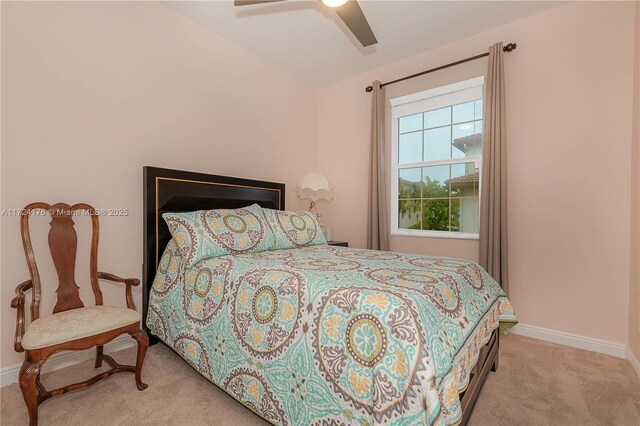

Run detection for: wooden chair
[[11, 202, 149, 426]]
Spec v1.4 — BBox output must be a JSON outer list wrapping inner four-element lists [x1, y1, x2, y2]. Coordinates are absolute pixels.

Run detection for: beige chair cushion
[[21, 305, 140, 350]]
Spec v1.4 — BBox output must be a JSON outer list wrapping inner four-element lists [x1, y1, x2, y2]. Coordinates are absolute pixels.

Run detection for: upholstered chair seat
[[21, 306, 140, 350]]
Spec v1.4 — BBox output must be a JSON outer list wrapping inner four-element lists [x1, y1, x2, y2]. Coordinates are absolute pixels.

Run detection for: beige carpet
[[1, 334, 639, 425]]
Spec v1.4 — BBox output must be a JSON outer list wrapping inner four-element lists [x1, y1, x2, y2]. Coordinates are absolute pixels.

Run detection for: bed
[[142, 166, 517, 426]]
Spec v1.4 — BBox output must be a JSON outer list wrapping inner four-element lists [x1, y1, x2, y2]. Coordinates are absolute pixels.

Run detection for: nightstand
[[327, 241, 348, 247]]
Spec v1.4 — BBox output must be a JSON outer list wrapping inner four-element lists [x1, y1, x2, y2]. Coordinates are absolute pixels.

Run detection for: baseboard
[[626, 346, 640, 378], [510, 323, 627, 358], [0, 335, 136, 388]]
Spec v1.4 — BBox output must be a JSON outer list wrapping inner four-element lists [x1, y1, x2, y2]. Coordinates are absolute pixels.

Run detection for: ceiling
[[164, 1, 564, 86]]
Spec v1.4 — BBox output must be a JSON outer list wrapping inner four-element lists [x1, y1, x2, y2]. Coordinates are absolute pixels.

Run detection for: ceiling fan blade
[[334, 1, 377, 47], [234, 0, 286, 6]]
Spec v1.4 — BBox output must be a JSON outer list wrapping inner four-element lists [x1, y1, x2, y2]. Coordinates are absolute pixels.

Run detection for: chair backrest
[[21, 202, 102, 322]]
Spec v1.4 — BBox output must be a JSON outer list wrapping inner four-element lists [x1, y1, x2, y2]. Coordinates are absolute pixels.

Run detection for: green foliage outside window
[[398, 177, 460, 231]]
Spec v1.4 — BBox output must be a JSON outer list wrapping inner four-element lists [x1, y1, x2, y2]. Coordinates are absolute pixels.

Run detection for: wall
[[317, 2, 636, 345], [629, 1, 640, 362], [0, 1, 317, 369]]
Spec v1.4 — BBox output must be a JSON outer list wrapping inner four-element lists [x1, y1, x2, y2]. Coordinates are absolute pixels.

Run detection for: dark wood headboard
[[143, 166, 285, 341]]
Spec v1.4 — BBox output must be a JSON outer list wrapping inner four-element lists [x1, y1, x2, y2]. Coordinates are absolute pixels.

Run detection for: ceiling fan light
[[322, 0, 348, 8]]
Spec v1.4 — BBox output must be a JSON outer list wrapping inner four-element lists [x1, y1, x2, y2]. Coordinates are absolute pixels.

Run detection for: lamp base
[[309, 201, 318, 215], [322, 225, 332, 241], [309, 201, 323, 224]]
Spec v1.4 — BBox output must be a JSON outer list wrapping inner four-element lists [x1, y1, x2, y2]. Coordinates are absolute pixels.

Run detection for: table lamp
[[297, 172, 333, 239]]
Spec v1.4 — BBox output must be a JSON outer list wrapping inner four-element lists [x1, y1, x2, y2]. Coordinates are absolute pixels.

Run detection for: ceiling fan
[[234, 0, 378, 47]]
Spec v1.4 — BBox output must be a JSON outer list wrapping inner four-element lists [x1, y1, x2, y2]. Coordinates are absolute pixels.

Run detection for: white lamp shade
[[297, 172, 334, 202], [322, 0, 348, 7]]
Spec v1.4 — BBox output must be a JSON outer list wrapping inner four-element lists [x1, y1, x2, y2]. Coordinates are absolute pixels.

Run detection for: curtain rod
[[365, 42, 517, 93]]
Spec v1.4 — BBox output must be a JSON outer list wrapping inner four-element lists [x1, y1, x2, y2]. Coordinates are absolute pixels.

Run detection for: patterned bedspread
[[147, 242, 516, 425]]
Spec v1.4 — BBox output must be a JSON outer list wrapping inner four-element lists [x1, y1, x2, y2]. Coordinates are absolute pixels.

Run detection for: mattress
[[147, 241, 516, 425]]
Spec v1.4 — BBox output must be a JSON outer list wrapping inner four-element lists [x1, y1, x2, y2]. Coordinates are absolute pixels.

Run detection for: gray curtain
[[367, 81, 389, 251], [479, 42, 509, 294]]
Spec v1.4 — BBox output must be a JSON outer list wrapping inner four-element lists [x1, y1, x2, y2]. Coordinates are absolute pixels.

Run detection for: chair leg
[[491, 351, 499, 372], [95, 345, 104, 368], [129, 329, 149, 390], [19, 360, 42, 426]]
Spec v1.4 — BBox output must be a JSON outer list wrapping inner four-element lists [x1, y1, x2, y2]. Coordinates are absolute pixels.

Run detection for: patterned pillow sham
[[163, 204, 274, 267], [261, 208, 327, 249]]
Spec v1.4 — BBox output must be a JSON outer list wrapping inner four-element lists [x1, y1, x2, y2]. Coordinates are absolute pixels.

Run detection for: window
[[390, 77, 484, 239]]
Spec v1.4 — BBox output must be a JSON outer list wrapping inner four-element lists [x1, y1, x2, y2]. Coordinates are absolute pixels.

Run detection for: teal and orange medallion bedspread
[[147, 242, 516, 425]]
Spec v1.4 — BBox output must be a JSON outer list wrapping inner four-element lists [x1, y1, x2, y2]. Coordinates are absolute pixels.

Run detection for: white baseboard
[[0, 335, 136, 388], [626, 346, 640, 378], [510, 323, 627, 358]]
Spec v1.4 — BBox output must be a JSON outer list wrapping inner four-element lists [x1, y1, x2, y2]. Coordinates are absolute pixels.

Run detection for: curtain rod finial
[[503, 43, 517, 52], [365, 85, 374, 93]]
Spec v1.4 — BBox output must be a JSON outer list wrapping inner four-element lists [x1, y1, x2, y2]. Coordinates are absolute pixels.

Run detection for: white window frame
[[390, 76, 484, 240]]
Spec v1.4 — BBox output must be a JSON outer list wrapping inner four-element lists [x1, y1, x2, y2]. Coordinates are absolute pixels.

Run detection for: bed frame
[[142, 166, 497, 426], [459, 329, 499, 425]]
